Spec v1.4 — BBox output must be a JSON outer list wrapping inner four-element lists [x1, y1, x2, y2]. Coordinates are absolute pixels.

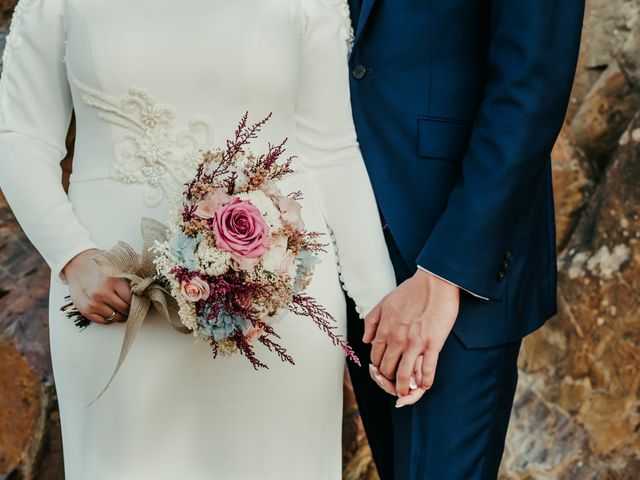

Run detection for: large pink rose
[[180, 276, 210, 302], [214, 198, 270, 258], [194, 189, 230, 219]]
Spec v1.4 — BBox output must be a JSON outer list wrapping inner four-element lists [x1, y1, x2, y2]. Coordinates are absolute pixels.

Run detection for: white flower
[[237, 190, 283, 232], [150, 240, 178, 278], [196, 239, 231, 276], [261, 237, 288, 273]]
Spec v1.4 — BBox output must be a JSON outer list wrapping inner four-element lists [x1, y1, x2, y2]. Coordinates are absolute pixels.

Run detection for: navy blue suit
[[345, 0, 585, 478]]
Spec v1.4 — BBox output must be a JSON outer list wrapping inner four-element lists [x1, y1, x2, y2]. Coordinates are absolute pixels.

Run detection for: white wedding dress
[[0, 0, 397, 479]]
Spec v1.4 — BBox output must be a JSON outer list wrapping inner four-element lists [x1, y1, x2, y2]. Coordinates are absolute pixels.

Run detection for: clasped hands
[[363, 269, 460, 408]]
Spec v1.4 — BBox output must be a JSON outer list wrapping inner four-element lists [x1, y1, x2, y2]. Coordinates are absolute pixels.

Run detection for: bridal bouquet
[[151, 113, 357, 368], [63, 113, 357, 375]]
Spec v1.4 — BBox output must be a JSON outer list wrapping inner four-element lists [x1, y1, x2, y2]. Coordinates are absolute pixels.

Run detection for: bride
[[0, 0, 397, 478]]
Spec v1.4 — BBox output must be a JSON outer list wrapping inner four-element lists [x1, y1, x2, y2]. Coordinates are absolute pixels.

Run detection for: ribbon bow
[[89, 218, 190, 404]]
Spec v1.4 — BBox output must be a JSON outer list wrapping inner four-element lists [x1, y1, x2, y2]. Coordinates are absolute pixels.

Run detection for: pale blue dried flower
[[170, 232, 200, 271], [198, 309, 250, 341]]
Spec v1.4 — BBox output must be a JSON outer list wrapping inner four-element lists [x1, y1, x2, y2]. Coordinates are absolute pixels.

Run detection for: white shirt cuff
[[417, 266, 490, 301]]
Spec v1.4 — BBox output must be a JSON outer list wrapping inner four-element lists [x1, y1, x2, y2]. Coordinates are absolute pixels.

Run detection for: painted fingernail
[[369, 364, 384, 384], [409, 378, 418, 390], [395, 401, 406, 408]]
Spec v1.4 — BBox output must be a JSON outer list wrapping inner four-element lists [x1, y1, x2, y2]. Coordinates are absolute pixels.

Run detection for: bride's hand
[[369, 356, 428, 408], [62, 249, 132, 325]]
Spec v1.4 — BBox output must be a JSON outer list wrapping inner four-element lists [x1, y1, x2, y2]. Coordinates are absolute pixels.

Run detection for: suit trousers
[[346, 230, 522, 480]]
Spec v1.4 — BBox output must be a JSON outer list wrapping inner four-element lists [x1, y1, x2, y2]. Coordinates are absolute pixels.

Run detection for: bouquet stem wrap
[[89, 218, 189, 404]]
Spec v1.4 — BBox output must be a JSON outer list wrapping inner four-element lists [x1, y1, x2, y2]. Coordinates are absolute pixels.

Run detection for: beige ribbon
[[89, 217, 190, 405]]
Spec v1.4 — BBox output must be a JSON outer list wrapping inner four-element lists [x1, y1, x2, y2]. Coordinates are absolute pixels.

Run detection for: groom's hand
[[363, 269, 460, 397]]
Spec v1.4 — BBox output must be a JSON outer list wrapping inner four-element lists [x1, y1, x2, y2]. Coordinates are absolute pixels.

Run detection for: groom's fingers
[[362, 301, 383, 343], [370, 338, 387, 367], [413, 355, 424, 386], [420, 348, 440, 390], [395, 348, 422, 396], [379, 343, 403, 380]]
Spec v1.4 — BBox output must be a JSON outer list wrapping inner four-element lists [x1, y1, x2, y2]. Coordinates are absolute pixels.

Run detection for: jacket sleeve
[[0, 0, 100, 284], [416, 0, 585, 301], [295, 0, 397, 318]]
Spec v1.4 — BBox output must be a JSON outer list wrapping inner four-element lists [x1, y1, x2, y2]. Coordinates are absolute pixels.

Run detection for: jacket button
[[496, 270, 506, 281], [352, 64, 367, 80], [504, 249, 513, 260], [501, 260, 511, 270]]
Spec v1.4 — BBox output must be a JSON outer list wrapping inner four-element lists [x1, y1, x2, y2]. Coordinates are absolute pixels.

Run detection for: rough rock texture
[[0, 1, 639, 480], [500, 113, 640, 480], [550, 125, 596, 250], [0, 191, 65, 480]]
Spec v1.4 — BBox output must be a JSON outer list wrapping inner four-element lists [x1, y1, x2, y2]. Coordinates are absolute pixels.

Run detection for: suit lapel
[[355, 0, 377, 43]]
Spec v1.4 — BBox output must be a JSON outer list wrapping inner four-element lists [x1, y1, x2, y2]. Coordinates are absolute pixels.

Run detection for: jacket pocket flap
[[418, 117, 472, 161]]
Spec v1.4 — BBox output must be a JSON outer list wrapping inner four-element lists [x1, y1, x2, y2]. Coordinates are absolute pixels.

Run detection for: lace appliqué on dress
[[70, 75, 215, 207], [324, 0, 355, 53], [0, 0, 44, 116]]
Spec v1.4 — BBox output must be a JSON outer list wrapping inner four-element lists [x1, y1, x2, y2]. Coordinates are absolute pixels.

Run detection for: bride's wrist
[[62, 248, 101, 280]]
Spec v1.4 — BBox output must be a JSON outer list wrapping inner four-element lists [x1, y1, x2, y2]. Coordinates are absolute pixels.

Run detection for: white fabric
[[0, 1, 397, 479], [417, 266, 490, 300]]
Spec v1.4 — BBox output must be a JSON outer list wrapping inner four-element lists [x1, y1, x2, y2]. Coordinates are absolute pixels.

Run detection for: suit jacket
[[347, 0, 585, 347]]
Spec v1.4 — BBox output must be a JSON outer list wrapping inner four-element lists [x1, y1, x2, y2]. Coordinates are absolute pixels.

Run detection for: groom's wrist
[[416, 265, 489, 301]]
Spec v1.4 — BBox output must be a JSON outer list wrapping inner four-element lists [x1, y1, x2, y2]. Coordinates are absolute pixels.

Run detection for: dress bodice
[[62, 0, 346, 206], [0, 0, 394, 317]]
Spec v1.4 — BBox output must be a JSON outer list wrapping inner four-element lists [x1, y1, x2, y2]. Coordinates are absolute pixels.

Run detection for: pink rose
[[278, 196, 304, 231], [244, 324, 264, 344], [234, 292, 254, 310], [214, 198, 270, 258], [194, 189, 230, 219], [180, 276, 210, 302]]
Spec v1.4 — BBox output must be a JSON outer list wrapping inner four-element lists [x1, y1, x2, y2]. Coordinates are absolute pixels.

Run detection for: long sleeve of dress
[[0, 0, 99, 284], [296, 0, 396, 318]]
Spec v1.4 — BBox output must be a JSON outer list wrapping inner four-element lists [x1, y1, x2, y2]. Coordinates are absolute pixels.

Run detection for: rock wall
[[0, 1, 638, 479]]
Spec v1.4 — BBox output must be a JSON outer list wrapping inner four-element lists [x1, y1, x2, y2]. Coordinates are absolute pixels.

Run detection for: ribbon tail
[[149, 288, 191, 334], [87, 296, 151, 406]]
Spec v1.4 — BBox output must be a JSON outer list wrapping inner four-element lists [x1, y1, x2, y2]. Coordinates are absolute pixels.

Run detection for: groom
[[345, 0, 585, 478]]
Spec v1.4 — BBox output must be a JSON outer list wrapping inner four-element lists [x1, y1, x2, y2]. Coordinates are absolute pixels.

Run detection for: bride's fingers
[[105, 291, 130, 318], [93, 303, 121, 324], [395, 387, 428, 408], [86, 313, 112, 325], [369, 364, 397, 396], [113, 278, 133, 306]]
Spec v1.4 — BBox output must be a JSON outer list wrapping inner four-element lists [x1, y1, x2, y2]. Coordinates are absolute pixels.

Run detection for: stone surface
[[0, 0, 16, 30], [567, 0, 640, 121], [570, 60, 640, 168], [551, 125, 596, 250], [0, 192, 65, 480], [342, 373, 379, 480], [500, 114, 640, 479]]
